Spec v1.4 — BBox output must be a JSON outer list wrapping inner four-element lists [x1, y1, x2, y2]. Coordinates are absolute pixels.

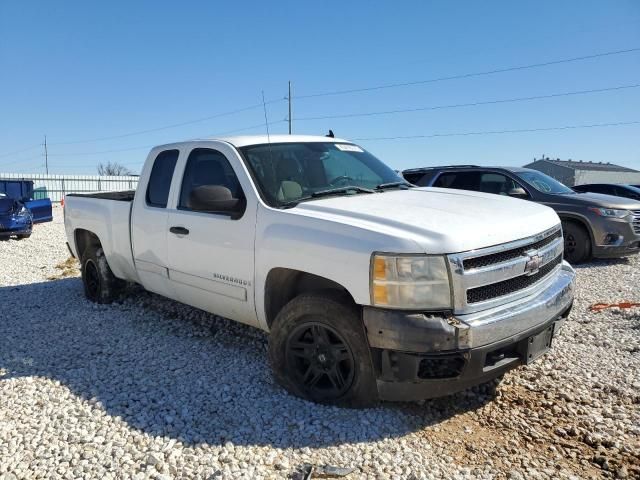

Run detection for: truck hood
[[551, 192, 640, 209], [293, 187, 560, 253]]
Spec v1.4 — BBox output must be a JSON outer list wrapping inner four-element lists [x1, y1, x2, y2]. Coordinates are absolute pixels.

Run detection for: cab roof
[[208, 134, 351, 148], [152, 134, 354, 152]]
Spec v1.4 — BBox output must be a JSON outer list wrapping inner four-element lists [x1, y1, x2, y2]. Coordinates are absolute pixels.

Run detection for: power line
[[294, 84, 640, 121], [0, 144, 41, 159], [351, 120, 640, 141], [48, 98, 286, 146], [42, 121, 287, 161], [294, 47, 640, 99], [0, 154, 44, 167]]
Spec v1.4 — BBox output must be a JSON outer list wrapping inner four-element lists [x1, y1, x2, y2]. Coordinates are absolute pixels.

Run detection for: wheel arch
[[558, 213, 595, 245], [74, 229, 103, 261], [264, 268, 357, 329]]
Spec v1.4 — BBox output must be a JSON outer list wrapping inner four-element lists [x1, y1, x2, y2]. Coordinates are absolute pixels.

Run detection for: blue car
[[0, 192, 34, 239]]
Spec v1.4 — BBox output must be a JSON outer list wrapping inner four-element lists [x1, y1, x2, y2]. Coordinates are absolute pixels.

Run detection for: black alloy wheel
[[285, 322, 356, 399], [84, 258, 100, 301]]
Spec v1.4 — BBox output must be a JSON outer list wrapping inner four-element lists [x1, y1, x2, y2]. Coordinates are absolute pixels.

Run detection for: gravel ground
[[0, 208, 638, 479]]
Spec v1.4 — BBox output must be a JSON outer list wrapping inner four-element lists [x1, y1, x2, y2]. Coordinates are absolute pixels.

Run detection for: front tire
[[81, 247, 120, 303], [268, 293, 378, 407], [562, 221, 591, 264]]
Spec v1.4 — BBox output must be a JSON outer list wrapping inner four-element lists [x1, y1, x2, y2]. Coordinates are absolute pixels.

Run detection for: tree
[[97, 161, 133, 176]]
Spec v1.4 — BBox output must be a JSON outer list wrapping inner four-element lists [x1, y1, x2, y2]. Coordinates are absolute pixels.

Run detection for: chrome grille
[[633, 210, 640, 234], [467, 255, 562, 303], [463, 229, 562, 270], [448, 226, 564, 314]]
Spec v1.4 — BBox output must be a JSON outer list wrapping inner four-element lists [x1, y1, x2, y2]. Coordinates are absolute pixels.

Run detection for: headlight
[[17, 206, 29, 217], [588, 207, 631, 218], [371, 254, 451, 309]]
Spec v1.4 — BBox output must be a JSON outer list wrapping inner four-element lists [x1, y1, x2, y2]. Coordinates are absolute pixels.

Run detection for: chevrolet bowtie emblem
[[524, 251, 542, 276]]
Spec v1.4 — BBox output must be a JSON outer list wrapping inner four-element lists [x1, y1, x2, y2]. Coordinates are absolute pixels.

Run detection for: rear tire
[[268, 293, 378, 407], [562, 221, 591, 264], [81, 247, 120, 303]]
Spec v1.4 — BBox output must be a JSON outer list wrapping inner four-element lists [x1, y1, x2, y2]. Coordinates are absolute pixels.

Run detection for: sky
[[0, 0, 639, 175]]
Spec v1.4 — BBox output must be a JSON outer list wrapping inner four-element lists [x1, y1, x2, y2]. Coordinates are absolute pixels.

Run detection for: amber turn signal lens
[[373, 257, 387, 280], [373, 284, 388, 305]]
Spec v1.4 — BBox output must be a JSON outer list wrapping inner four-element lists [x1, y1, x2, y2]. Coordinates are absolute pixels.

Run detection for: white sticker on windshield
[[335, 144, 364, 152]]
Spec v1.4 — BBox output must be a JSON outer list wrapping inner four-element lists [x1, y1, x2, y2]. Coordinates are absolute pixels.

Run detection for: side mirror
[[507, 187, 528, 199], [188, 185, 245, 217]]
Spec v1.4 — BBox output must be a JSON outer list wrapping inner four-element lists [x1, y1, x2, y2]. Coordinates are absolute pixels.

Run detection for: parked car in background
[[64, 135, 575, 406], [0, 179, 53, 224], [403, 166, 640, 264], [573, 183, 640, 201], [0, 192, 33, 239]]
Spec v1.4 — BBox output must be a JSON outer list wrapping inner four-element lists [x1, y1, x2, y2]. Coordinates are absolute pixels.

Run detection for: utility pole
[[43, 135, 49, 174], [288, 81, 292, 135]]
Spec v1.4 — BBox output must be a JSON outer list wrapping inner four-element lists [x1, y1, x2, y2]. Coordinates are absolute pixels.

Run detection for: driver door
[[166, 144, 258, 327]]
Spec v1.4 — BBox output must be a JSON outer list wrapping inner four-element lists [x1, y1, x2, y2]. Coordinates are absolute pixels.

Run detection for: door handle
[[169, 226, 190, 235]]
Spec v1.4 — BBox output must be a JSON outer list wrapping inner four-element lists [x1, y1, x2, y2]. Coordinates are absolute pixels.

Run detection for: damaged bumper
[[0, 217, 32, 238], [363, 261, 576, 401]]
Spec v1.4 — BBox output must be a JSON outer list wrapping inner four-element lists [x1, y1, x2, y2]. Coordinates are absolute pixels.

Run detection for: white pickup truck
[[64, 135, 575, 406]]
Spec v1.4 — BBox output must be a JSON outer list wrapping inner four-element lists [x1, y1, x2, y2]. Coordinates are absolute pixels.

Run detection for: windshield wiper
[[376, 181, 413, 190], [280, 186, 375, 208], [311, 186, 376, 197]]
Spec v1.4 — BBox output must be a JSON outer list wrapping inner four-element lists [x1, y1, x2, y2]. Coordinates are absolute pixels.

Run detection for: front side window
[[516, 171, 574, 195], [146, 149, 179, 208], [239, 142, 403, 207], [433, 171, 482, 190], [478, 173, 524, 195], [178, 148, 245, 215]]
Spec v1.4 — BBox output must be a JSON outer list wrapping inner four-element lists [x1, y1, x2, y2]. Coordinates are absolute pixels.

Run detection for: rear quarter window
[[146, 150, 179, 208]]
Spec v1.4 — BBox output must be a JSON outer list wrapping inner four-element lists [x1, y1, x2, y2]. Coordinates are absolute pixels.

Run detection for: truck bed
[[66, 190, 135, 202], [64, 193, 139, 283]]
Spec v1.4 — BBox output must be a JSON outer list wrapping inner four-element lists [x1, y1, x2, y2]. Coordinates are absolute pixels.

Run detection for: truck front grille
[[633, 210, 640, 234], [448, 226, 564, 314], [463, 229, 562, 270], [466, 255, 562, 304]]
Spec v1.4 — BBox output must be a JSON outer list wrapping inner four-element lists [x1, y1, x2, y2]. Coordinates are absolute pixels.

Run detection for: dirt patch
[[47, 256, 80, 280], [421, 380, 639, 478]]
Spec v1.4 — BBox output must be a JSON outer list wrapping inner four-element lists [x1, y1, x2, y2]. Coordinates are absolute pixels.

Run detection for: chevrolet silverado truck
[[64, 135, 575, 406]]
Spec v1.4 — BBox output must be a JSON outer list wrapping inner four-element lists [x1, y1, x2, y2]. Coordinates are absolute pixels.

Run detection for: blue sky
[[1, 0, 639, 175]]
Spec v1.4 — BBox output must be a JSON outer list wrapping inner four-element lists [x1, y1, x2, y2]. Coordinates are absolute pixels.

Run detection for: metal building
[[523, 158, 640, 186]]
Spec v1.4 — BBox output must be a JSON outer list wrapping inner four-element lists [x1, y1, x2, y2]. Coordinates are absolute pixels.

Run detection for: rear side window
[[146, 150, 179, 208]]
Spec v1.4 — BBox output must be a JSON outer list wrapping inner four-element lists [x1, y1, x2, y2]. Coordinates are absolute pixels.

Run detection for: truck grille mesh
[[463, 230, 562, 270], [466, 255, 562, 304], [633, 210, 640, 235]]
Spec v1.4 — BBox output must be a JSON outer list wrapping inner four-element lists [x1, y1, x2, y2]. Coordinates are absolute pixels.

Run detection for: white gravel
[[0, 208, 638, 479]]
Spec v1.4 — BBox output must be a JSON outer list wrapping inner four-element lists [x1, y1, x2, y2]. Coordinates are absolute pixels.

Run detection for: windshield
[[239, 142, 405, 207], [516, 171, 575, 195]]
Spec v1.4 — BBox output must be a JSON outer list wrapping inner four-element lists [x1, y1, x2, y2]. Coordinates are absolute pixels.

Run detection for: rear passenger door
[[131, 149, 180, 299], [166, 145, 258, 327]]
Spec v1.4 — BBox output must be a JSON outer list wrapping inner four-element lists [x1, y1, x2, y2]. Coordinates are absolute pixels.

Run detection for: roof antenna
[[261, 91, 271, 143], [261, 90, 275, 165], [326, 129, 334, 138]]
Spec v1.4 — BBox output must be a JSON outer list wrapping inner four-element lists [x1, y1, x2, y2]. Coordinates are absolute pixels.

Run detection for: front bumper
[[590, 215, 640, 258], [363, 261, 576, 401]]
